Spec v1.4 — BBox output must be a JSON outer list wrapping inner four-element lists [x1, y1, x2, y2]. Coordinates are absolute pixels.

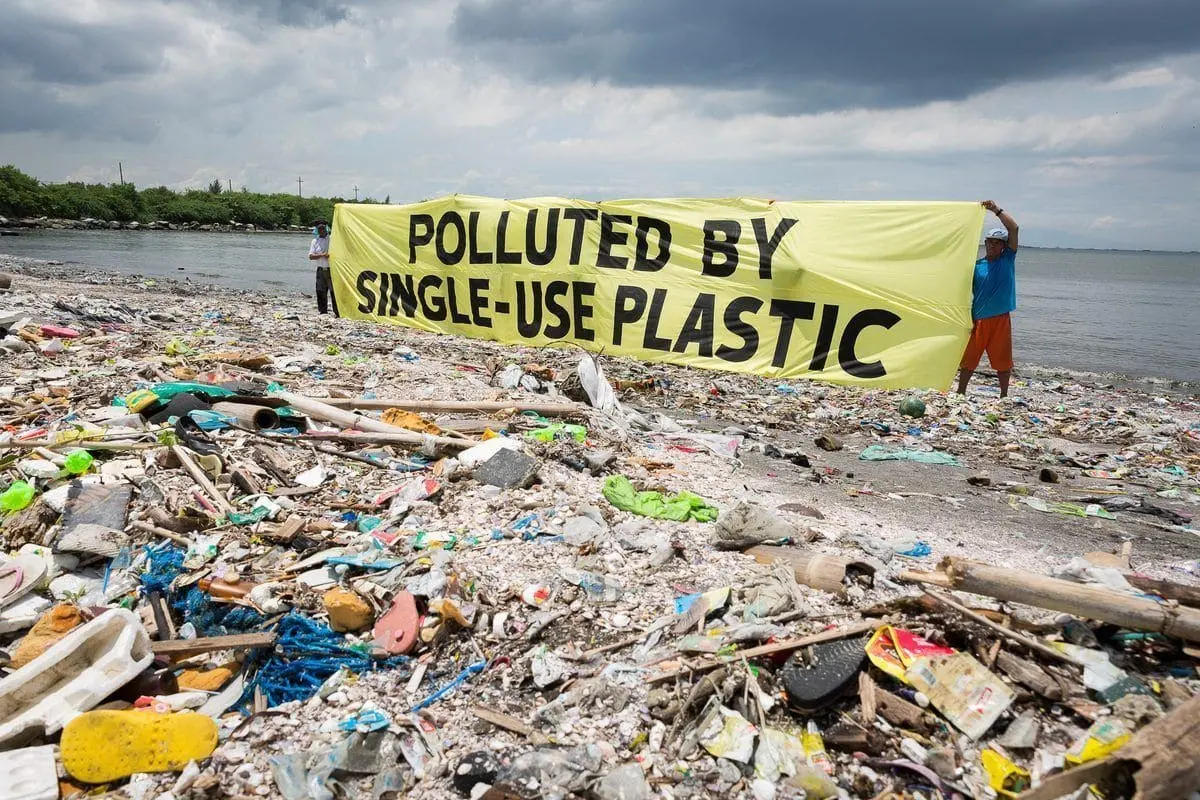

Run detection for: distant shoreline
[[0, 217, 310, 234], [2, 222, 1197, 256]]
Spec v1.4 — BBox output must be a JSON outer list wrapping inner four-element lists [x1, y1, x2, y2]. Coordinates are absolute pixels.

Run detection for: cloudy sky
[[3, 0, 1199, 250]]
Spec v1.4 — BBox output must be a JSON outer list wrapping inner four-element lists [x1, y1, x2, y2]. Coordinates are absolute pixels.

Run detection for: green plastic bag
[[151, 381, 235, 401], [526, 423, 587, 443], [602, 475, 719, 523]]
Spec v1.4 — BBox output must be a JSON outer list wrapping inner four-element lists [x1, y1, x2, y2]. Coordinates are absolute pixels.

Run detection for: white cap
[[985, 228, 1008, 241]]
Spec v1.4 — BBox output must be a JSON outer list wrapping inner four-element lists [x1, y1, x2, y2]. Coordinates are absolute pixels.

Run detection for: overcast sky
[[3, 0, 1199, 250]]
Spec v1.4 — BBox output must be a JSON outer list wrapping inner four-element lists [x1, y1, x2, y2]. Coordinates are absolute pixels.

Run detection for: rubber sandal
[[0, 554, 47, 609], [373, 590, 419, 655], [780, 636, 869, 710], [60, 710, 218, 784]]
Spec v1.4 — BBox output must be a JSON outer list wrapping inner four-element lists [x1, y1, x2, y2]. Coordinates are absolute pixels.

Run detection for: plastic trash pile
[[0, 257, 1198, 799]]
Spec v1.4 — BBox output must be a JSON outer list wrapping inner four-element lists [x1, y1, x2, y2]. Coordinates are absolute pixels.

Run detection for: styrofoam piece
[[456, 437, 522, 469], [0, 608, 152, 747], [0, 593, 52, 636], [0, 744, 57, 800]]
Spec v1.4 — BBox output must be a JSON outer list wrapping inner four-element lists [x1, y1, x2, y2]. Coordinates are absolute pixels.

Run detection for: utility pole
[[227, 179, 232, 192], [354, 185, 359, 202], [118, 161, 124, 185], [297, 176, 303, 198]]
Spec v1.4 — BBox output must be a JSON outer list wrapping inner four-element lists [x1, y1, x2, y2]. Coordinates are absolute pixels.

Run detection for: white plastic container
[[0, 608, 152, 746], [0, 745, 57, 800]]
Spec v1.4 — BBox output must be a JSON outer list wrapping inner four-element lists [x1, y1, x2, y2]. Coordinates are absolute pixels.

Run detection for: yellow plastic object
[[981, 748, 1031, 797], [1065, 718, 1131, 766], [61, 710, 218, 783], [123, 389, 160, 413], [380, 408, 442, 435]]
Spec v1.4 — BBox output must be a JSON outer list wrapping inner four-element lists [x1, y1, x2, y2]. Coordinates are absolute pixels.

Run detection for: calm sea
[[3, 229, 1197, 383]]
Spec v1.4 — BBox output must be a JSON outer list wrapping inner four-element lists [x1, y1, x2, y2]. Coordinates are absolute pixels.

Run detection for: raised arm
[[982, 200, 1019, 251]]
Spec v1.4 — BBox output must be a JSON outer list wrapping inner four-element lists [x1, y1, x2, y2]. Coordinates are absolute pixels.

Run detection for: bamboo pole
[[270, 391, 475, 450], [322, 397, 583, 417], [902, 557, 1200, 643], [212, 401, 280, 430]]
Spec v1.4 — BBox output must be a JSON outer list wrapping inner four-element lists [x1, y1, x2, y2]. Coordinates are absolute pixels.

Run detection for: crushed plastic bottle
[[561, 568, 623, 603], [1, 481, 36, 512]]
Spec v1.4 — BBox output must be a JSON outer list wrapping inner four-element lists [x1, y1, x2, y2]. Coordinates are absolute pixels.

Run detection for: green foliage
[[0, 165, 342, 229]]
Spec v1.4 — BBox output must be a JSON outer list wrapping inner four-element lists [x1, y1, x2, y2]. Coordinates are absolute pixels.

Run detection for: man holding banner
[[957, 200, 1020, 397]]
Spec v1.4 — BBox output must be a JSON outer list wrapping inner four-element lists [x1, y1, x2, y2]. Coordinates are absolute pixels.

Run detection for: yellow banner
[[330, 197, 983, 388]]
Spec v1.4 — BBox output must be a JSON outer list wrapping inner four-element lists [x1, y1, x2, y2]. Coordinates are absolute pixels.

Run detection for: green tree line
[[0, 165, 385, 229]]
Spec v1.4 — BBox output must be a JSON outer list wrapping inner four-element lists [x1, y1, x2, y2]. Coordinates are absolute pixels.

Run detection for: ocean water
[[3, 229, 1197, 382]]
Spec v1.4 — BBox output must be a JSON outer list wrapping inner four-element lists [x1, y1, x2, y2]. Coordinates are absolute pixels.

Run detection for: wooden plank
[[995, 650, 1063, 700], [1017, 695, 1200, 800], [263, 515, 305, 542], [858, 671, 877, 724], [472, 704, 532, 736], [152, 632, 276, 659], [646, 619, 878, 685]]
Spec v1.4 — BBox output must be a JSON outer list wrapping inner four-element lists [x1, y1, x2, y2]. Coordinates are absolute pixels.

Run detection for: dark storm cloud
[[451, 0, 1200, 111], [182, 0, 349, 27], [0, 6, 177, 86]]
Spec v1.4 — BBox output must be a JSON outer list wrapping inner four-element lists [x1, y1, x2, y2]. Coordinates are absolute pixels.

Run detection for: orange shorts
[[960, 313, 1013, 372]]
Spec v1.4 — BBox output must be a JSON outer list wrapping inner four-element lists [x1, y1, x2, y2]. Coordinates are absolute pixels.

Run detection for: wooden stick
[[130, 520, 195, 547], [903, 558, 1200, 643], [270, 391, 473, 449], [323, 397, 584, 417], [646, 619, 878, 684], [299, 430, 473, 450], [170, 444, 235, 515], [471, 704, 533, 736], [922, 590, 1081, 666], [152, 632, 276, 659], [0, 439, 160, 451], [581, 633, 645, 660]]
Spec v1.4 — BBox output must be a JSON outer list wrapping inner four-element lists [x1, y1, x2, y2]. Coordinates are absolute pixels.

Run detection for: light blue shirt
[[972, 247, 1017, 320]]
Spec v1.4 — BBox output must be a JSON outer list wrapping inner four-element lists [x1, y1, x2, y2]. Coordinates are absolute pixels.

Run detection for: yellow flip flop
[[61, 710, 219, 784]]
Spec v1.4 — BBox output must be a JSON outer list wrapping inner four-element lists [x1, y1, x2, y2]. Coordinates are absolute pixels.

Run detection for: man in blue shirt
[[957, 200, 1019, 397]]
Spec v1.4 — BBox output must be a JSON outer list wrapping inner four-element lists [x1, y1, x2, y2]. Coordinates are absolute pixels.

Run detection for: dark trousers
[[315, 267, 339, 316]]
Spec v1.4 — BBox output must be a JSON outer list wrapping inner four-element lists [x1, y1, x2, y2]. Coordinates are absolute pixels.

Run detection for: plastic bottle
[[802, 721, 834, 775], [198, 576, 258, 599], [561, 568, 623, 603], [63, 450, 94, 475], [0, 480, 36, 512]]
